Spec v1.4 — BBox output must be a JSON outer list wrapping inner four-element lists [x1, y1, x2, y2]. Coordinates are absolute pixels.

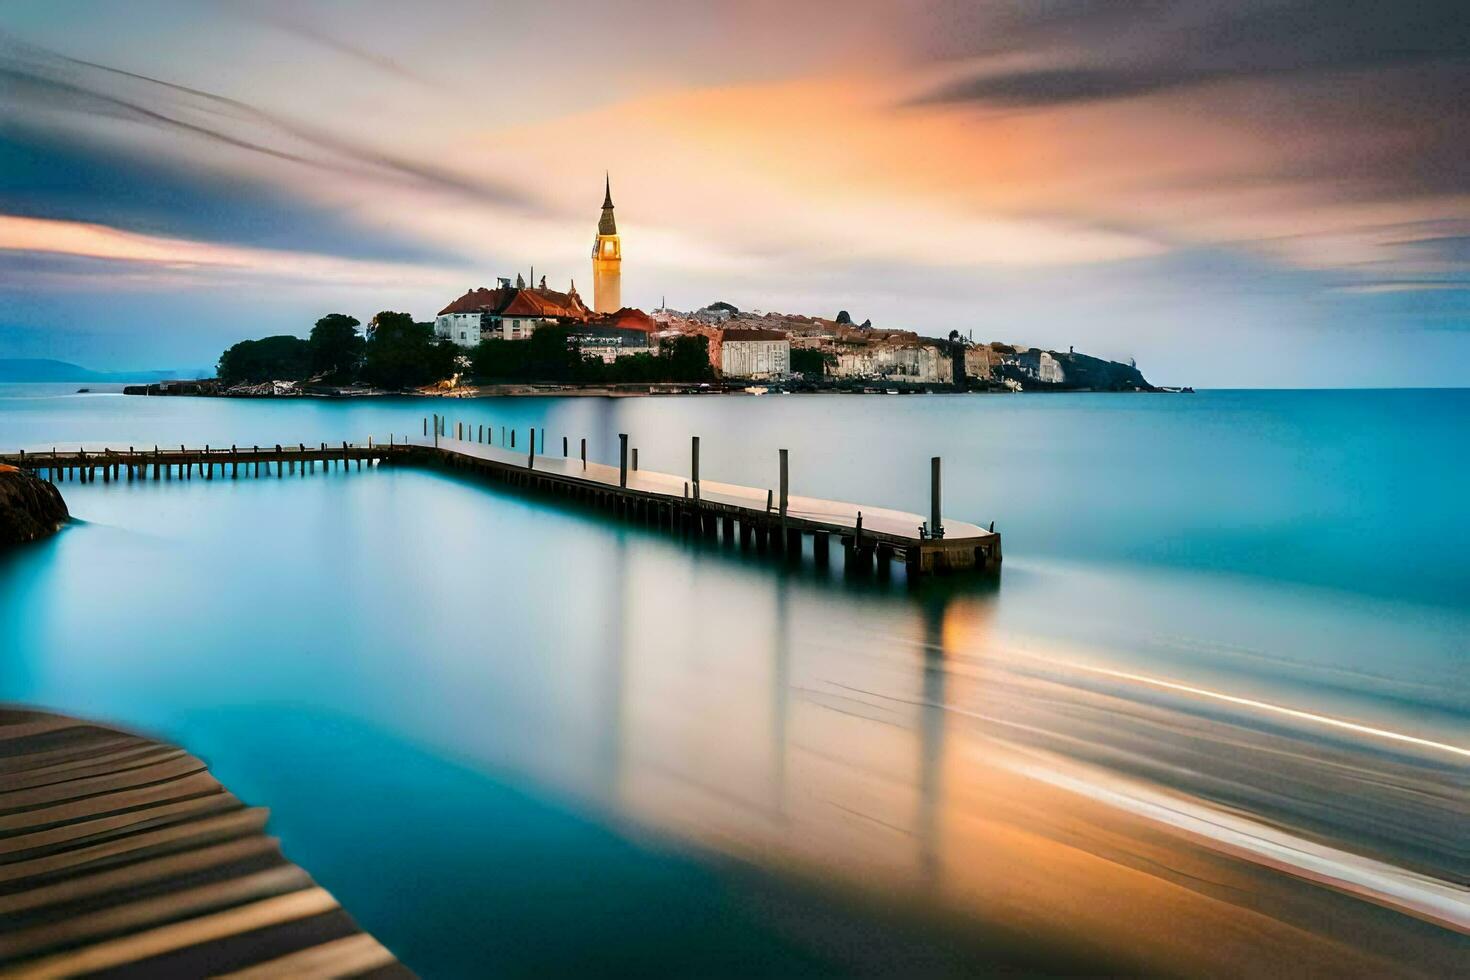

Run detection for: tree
[[471, 326, 584, 382], [308, 314, 364, 383], [217, 336, 312, 384], [361, 312, 457, 389], [660, 335, 714, 381], [790, 348, 832, 377], [835, 310, 851, 325]]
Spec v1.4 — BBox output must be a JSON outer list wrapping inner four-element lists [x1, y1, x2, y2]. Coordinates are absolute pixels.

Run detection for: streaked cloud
[[0, 214, 459, 291], [0, 0, 1464, 381]]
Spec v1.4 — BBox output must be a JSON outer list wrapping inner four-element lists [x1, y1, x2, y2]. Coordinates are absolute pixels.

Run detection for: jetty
[[0, 421, 1000, 576], [0, 708, 405, 978]]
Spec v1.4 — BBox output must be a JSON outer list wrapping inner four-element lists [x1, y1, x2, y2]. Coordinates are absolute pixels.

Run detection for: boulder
[[0, 465, 69, 548]]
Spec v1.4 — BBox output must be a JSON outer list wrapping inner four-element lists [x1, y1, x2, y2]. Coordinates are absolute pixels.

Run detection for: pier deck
[[1, 430, 1000, 575], [0, 708, 405, 978]]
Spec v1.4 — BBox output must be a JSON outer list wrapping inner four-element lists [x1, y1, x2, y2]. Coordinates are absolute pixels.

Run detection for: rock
[[0, 466, 69, 548]]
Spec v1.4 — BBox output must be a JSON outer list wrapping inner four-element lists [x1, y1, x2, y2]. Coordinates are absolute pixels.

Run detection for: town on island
[[133, 177, 1174, 399]]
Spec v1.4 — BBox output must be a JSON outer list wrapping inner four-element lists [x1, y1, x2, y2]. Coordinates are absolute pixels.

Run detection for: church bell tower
[[591, 174, 621, 314]]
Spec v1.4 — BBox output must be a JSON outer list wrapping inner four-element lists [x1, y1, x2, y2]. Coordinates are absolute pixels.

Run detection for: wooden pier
[[0, 708, 406, 978], [1, 424, 1000, 577]]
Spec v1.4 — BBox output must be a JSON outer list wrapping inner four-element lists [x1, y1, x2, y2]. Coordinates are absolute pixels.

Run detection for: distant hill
[[0, 359, 206, 383]]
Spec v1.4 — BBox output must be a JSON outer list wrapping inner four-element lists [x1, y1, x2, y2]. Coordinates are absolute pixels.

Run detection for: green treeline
[[470, 327, 713, 384], [217, 313, 456, 388], [218, 318, 714, 388]]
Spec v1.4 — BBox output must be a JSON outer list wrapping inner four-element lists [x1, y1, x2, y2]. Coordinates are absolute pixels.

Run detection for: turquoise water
[[1, 386, 1466, 974]]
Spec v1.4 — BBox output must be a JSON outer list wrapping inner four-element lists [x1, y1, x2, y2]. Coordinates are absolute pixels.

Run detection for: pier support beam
[[813, 532, 830, 567]]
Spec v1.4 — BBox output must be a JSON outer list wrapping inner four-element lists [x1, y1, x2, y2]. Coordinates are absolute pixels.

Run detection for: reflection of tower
[[591, 174, 621, 314]]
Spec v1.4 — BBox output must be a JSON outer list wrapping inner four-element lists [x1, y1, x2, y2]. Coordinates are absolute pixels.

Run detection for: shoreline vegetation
[[121, 310, 1186, 399]]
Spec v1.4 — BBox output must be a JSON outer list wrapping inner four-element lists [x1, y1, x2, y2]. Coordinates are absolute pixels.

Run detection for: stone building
[[720, 328, 790, 379], [832, 343, 951, 383]]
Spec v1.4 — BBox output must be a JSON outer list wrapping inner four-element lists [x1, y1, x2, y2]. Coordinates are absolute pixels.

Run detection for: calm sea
[[1, 386, 1465, 975]]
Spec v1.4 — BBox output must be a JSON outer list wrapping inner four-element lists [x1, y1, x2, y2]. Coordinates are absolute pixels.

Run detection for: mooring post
[[779, 449, 789, 519], [931, 456, 944, 539], [563, 436, 568, 457], [423, 417, 428, 436], [632, 448, 639, 471], [619, 434, 628, 488], [580, 438, 587, 469], [527, 430, 536, 470], [511, 429, 516, 449], [691, 436, 700, 501]]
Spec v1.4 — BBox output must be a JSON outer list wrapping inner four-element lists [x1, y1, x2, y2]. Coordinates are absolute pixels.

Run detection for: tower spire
[[597, 173, 617, 236]]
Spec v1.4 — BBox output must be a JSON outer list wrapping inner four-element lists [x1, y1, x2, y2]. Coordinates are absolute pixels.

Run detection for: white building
[[832, 344, 951, 383], [436, 312, 484, 348], [720, 328, 790, 379], [434, 282, 592, 348]]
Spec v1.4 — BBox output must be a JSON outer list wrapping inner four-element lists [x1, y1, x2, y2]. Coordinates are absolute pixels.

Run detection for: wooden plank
[[0, 709, 402, 977], [0, 865, 314, 960], [0, 736, 145, 774], [0, 755, 205, 809], [213, 932, 398, 980], [0, 808, 269, 885], [0, 792, 240, 857], [0, 746, 183, 792], [0, 835, 280, 916], [0, 887, 339, 979], [0, 772, 224, 833]]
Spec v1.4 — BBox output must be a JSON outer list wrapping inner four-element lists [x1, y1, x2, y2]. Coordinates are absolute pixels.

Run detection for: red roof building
[[434, 281, 591, 347]]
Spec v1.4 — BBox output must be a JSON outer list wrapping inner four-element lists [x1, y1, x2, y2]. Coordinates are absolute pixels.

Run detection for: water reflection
[[1, 460, 1464, 976]]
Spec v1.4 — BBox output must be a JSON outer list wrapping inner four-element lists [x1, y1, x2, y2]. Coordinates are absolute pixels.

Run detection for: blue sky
[[0, 0, 1466, 384]]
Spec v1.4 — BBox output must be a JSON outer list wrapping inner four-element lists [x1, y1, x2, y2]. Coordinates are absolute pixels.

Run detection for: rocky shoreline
[[0, 465, 68, 548]]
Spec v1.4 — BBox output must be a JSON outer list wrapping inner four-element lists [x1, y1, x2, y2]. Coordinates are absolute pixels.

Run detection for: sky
[[0, 0, 1466, 385]]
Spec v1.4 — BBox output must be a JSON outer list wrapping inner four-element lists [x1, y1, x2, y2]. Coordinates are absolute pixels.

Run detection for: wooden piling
[[691, 436, 700, 501], [779, 448, 789, 519], [931, 456, 943, 539], [619, 434, 628, 488]]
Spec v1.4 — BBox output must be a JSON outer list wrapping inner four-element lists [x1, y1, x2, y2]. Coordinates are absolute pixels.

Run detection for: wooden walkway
[[409, 421, 1000, 575], [0, 708, 407, 979], [0, 426, 1000, 576]]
